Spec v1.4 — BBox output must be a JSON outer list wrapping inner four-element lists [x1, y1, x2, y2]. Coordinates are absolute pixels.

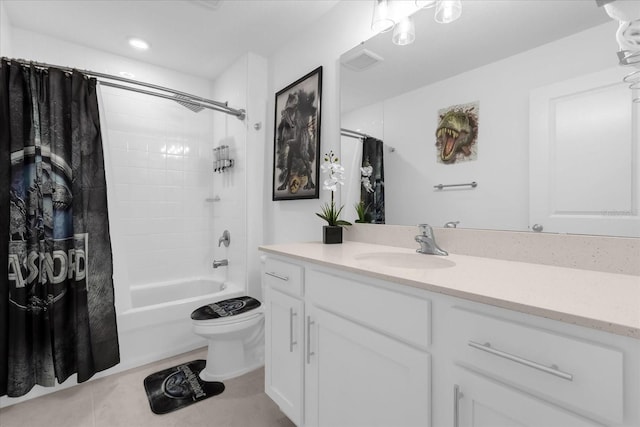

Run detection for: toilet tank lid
[[191, 296, 261, 321]]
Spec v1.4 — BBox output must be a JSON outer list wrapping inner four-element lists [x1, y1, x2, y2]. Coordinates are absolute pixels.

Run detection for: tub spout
[[213, 259, 228, 269]]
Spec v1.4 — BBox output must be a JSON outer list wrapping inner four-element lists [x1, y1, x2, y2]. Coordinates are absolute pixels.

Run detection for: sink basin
[[354, 252, 456, 270]]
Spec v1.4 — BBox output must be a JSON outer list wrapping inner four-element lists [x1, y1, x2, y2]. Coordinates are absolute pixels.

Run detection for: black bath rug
[[143, 359, 225, 415]]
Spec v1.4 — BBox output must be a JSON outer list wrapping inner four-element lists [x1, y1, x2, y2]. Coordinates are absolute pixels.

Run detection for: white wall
[[245, 53, 268, 299], [209, 52, 268, 300], [265, 1, 374, 244], [342, 22, 618, 231], [0, 0, 12, 56]]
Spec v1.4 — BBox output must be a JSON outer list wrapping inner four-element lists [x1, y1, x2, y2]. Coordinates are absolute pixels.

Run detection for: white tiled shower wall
[[101, 87, 214, 288]]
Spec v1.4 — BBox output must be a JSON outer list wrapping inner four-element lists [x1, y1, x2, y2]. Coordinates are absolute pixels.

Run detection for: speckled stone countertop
[[259, 241, 640, 339]]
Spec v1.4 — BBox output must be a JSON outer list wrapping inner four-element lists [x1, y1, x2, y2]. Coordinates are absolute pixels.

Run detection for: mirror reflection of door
[[530, 67, 640, 238]]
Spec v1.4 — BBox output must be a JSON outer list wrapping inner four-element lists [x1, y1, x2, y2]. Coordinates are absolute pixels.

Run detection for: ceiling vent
[[341, 48, 384, 72]]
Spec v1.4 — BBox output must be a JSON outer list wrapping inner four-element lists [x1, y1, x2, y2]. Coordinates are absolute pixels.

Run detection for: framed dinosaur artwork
[[272, 66, 322, 201], [435, 101, 479, 164]]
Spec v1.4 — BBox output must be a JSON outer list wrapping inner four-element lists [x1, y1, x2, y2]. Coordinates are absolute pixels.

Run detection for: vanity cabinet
[[264, 258, 305, 426], [263, 256, 432, 427], [448, 306, 624, 424], [262, 252, 639, 427], [452, 368, 602, 427], [304, 269, 432, 427]]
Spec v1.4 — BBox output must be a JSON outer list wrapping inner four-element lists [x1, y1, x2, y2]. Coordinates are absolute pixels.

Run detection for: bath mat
[[143, 359, 224, 415]]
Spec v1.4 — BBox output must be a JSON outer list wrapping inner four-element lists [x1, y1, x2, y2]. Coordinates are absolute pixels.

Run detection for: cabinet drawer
[[264, 257, 303, 297], [450, 307, 623, 423], [306, 269, 431, 349]]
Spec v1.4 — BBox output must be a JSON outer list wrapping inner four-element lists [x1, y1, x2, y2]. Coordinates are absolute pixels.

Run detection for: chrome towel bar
[[434, 181, 477, 190]]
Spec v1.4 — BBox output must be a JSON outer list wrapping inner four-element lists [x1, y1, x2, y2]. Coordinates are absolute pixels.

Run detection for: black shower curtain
[[362, 137, 385, 224], [0, 59, 119, 397]]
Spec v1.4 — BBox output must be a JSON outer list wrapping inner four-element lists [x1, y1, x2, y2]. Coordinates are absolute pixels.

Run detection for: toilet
[[191, 295, 264, 382]]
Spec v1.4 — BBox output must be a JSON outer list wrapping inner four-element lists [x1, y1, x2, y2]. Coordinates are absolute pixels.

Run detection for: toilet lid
[[191, 296, 262, 324]]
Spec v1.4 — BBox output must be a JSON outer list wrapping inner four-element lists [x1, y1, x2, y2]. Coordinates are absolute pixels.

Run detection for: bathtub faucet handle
[[213, 259, 228, 269], [218, 230, 230, 247]]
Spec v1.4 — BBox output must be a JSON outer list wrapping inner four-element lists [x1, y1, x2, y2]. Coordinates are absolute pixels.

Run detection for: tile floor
[[0, 348, 296, 427]]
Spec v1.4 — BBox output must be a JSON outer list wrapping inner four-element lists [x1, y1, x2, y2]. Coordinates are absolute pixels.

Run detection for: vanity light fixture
[[372, 0, 395, 33], [434, 0, 462, 24], [128, 37, 150, 51], [373, 0, 462, 46], [393, 16, 416, 46]]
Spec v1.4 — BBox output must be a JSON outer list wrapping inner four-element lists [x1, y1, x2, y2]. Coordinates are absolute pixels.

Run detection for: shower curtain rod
[[340, 128, 371, 140], [2, 57, 246, 120]]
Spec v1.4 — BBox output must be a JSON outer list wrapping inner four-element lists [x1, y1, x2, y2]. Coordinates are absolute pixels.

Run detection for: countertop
[[259, 241, 640, 339]]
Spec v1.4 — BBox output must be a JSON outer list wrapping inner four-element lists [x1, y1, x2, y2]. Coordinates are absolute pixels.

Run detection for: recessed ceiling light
[[128, 37, 150, 50]]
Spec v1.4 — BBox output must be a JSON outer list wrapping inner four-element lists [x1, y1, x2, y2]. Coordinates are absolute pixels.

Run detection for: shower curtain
[[361, 137, 385, 224], [0, 59, 119, 397]]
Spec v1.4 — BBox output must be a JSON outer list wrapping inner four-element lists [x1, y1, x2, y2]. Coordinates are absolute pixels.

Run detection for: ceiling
[[3, 0, 340, 79], [341, 0, 612, 112]]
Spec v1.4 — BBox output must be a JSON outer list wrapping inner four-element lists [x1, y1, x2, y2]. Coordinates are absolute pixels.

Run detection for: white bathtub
[[130, 278, 229, 308], [117, 277, 243, 370]]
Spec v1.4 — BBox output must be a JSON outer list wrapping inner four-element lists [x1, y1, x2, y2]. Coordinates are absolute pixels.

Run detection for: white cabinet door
[[305, 305, 431, 427], [264, 287, 304, 426], [453, 368, 602, 427], [529, 67, 640, 237]]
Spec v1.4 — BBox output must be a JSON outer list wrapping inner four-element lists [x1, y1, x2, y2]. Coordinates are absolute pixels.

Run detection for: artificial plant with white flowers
[[316, 151, 352, 227]]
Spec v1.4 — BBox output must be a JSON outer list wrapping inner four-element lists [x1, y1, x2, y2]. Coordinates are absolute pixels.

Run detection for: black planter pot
[[323, 226, 343, 244]]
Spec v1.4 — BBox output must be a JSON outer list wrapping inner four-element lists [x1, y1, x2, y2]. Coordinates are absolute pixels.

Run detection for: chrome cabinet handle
[[468, 341, 573, 381], [265, 271, 289, 281], [453, 384, 463, 427], [289, 308, 297, 353], [306, 316, 315, 364]]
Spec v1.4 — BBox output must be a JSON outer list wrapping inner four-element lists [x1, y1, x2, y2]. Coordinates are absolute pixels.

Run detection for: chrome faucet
[[212, 259, 228, 268], [444, 221, 460, 228], [415, 224, 448, 256], [218, 230, 230, 247]]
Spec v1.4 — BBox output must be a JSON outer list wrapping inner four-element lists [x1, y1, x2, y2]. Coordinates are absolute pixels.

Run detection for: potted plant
[[354, 201, 371, 223], [316, 151, 351, 243]]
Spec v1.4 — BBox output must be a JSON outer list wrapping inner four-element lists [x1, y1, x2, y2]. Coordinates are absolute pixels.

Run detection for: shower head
[[173, 94, 205, 113]]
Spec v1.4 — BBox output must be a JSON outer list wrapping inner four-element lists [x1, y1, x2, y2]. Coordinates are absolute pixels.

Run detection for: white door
[[529, 67, 640, 237], [453, 368, 602, 427], [264, 287, 304, 426], [304, 306, 431, 427]]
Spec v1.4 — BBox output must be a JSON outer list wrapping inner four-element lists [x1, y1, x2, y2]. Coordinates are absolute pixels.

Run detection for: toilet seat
[[192, 309, 263, 326], [191, 296, 263, 326]]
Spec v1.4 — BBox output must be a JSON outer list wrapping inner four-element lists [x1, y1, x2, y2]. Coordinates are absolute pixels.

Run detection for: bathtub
[[117, 277, 244, 370]]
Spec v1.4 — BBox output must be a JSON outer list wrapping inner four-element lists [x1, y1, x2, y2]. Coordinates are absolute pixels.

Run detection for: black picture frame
[[272, 66, 322, 201]]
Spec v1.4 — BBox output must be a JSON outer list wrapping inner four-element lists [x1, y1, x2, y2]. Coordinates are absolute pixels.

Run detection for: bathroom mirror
[[340, 0, 640, 237]]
